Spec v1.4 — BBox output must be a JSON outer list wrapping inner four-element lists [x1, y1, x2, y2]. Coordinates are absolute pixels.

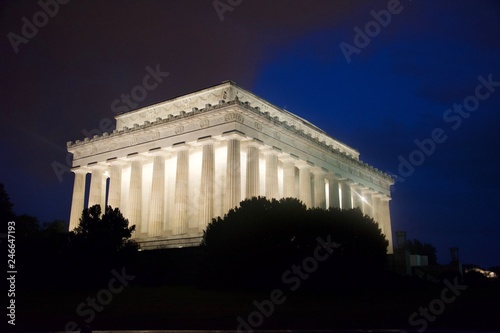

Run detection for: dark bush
[[199, 197, 388, 290]]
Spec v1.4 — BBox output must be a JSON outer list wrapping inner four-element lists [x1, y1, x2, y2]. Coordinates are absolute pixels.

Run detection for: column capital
[[125, 152, 148, 162], [192, 135, 218, 147], [261, 146, 282, 156], [361, 187, 376, 196], [106, 157, 127, 166], [242, 138, 264, 149], [340, 178, 354, 185], [86, 161, 108, 170], [71, 166, 89, 174], [296, 160, 314, 169], [325, 173, 339, 181], [380, 194, 392, 202], [350, 183, 365, 199], [311, 166, 327, 175], [147, 147, 170, 157], [357, 184, 372, 196], [171, 142, 191, 152], [279, 153, 298, 164], [221, 130, 246, 140]]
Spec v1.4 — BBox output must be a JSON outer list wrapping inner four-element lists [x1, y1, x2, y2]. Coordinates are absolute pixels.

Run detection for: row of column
[[69, 138, 392, 248]]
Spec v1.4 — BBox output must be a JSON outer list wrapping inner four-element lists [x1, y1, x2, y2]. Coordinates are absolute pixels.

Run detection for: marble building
[[67, 81, 394, 251]]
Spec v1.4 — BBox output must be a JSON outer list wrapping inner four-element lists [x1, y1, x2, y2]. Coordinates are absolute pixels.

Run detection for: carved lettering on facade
[[224, 112, 244, 123], [175, 126, 184, 135], [108, 142, 117, 151], [200, 119, 209, 128], [151, 131, 160, 140], [129, 135, 138, 146]]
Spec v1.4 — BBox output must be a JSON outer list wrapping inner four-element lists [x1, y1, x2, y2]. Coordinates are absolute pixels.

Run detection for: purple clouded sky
[[1, 0, 499, 268]]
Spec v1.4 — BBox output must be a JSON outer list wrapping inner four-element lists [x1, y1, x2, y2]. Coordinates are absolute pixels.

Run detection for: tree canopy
[[0, 183, 15, 224], [71, 204, 137, 254], [200, 197, 389, 289], [67, 205, 139, 287]]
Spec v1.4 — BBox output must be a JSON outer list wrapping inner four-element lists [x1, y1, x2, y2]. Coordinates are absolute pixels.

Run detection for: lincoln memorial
[[67, 81, 394, 252]]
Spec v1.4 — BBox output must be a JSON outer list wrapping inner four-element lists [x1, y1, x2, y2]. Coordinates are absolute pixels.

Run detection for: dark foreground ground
[[14, 281, 500, 332]]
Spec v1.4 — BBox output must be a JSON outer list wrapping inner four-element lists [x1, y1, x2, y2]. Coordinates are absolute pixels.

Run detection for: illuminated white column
[[351, 184, 363, 210], [128, 159, 143, 236], [148, 153, 166, 237], [225, 138, 241, 211], [265, 149, 279, 200], [245, 142, 260, 199], [313, 169, 326, 209], [372, 195, 381, 225], [88, 168, 106, 209], [297, 162, 312, 207], [108, 162, 123, 209], [326, 174, 340, 208], [378, 196, 393, 254], [69, 168, 87, 231], [340, 180, 352, 209], [173, 146, 189, 235], [199, 141, 215, 229], [281, 156, 296, 198], [362, 190, 374, 218]]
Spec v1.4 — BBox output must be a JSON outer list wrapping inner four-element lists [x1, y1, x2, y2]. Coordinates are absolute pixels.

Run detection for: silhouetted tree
[[42, 219, 67, 234], [16, 218, 73, 290], [71, 205, 137, 253], [0, 183, 15, 224], [200, 197, 388, 290], [38, 220, 71, 257], [15, 214, 41, 239], [68, 205, 139, 287], [406, 239, 437, 265]]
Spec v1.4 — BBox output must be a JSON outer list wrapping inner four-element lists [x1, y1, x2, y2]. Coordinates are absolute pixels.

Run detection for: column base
[[135, 233, 204, 250]]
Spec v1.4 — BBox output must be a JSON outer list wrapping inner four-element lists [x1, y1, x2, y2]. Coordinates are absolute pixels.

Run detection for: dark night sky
[[1, 0, 499, 268]]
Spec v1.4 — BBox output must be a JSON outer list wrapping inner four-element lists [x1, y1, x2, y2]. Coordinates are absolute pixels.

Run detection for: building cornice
[[68, 99, 393, 193], [97, 81, 359, 158]]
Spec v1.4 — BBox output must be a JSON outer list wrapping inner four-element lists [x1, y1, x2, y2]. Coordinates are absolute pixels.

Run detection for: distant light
[[467, 267, 498, 279]]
